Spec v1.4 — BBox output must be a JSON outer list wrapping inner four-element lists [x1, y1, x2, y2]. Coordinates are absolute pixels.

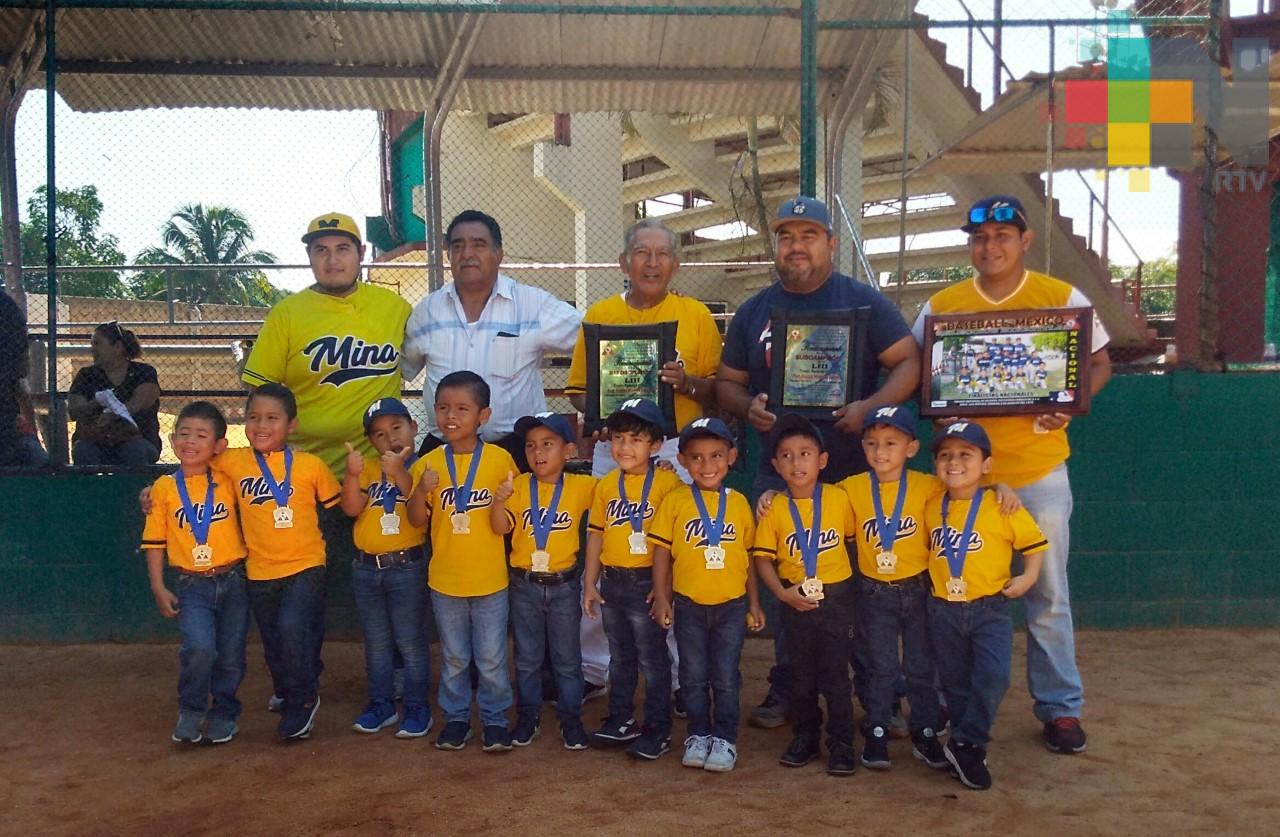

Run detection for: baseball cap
[[930, 420, 992, 458], [961, 196, 1028, 233], [605, 397, 665, 431], [767, 413, 826, 458], [514, 411, 576, 445], [363, 397, 411, 434], [677, 417, 735, 451], [864, 405, 917, 439], [768, 196, 833, 235], [302, 212, 363, 245]]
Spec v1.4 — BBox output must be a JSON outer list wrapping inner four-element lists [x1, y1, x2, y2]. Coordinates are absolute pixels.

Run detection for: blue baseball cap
[[605, 397, 665, 431], [363, 397, 412, 434], [930, 420, 992, 458], [864, 405, 917, 439], [514, 411, 576, 445], [677, 417, 735, 451], [768, 196, 833, 235], [768, 413, 826, 458], [961, 195, 1028, 233]]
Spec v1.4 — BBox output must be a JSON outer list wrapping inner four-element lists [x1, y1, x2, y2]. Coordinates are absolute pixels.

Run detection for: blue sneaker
[[205, 718, 238, 745], [395, 703, 432, 739], [171, 710, 204, 744], [279, 697, 320, 740], [352, 700, 398, 734]]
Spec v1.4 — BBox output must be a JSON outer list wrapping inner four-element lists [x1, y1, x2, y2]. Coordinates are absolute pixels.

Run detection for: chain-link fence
[[1, 0, 1263, 471]]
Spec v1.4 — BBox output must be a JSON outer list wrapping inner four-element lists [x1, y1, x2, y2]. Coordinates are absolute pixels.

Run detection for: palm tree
[[131, 204, 283, 307]]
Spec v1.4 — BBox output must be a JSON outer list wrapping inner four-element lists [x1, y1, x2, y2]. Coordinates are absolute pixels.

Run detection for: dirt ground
[[2, 629, 1277, 836]]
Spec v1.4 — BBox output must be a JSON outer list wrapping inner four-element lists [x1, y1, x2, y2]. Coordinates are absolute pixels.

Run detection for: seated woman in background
[[67, 322, 162, 467]]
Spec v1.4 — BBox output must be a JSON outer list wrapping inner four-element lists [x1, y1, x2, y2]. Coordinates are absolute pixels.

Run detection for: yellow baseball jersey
[[214, 447, 342, 581], [351, 456, 428, 555], [925, 490, 1048, 600], [916, 271, 1109, 487], [588, 466, 684, 568], [838, 469, 943, 582], [505, 473, 597, 573], [649, 485, 755, 606], [752, 485, 857, 586], [141, 470, 247, 572], [241, 283, 412, 476], [566, 293, 722, 431], [419, 442, 518, 597]]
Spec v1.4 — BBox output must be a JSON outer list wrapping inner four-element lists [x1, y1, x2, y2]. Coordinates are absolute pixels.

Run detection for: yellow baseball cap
[[301, 212, 362, 245]]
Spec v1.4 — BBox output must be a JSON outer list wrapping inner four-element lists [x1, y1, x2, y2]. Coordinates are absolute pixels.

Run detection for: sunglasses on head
[[968, 205, 1025, 227]]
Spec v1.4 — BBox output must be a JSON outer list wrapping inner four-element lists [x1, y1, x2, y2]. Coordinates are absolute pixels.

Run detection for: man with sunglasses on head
[[911, 195, 1112, 757]]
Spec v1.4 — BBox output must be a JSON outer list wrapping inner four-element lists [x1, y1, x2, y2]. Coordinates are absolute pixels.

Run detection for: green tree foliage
[[0, 185, 129, 297], [1111, 255, 1175, 318]]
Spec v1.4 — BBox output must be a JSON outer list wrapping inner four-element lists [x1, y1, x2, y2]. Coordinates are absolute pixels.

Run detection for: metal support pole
[[992, 0, 1003, 101], [1044, 24, 1055, 277], [44, 0, 61, 466], [799, 0, 817, 197], [1198, 0, 1223, 369], [1100, 168, 1110, 269], [893, 26, 911, 307], [165, 268, 175, 323]]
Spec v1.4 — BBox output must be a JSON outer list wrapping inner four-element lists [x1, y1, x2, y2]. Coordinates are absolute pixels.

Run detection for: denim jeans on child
[[856, 573, 941, 733], [781, 578, 856, 745], [351, 556, 430, 708], [509, 571, 584, 725], [600, 567, 671, 734], [431, 588, 513, 728], [927, 594, 1013, 747], [175, 564, 250, 720], [248, 565, 326, 709], [674, 594, 747, 743]]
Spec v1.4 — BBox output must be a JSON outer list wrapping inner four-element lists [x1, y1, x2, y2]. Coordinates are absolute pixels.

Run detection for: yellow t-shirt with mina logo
[[505, 473, 597, 573], [419, 442, 518, 597], [241, 283, 412, 476], [588, 466, 684, 568], [751, 484, 856, 585], [837, 469, 942, 582], [648, 485, 755, 606], [141, 470, 247, 572], [351, 456, 429, 555], [924, 489, 1048, 600], [565, 293, 722, 431]]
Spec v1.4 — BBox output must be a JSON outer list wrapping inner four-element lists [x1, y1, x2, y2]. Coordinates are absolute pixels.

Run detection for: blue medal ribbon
[[253, 447, 293, 508], [175, 468, 216, 546], [869, 468, 909, 553], [786, 484, 823, 578], [618, 464, 656, 534], [940, 489, 985, 580], [379, 452, 418, 514], [690, 484, 728, 547], [444, 441, 484, 515], [530, 473, 565, 552]]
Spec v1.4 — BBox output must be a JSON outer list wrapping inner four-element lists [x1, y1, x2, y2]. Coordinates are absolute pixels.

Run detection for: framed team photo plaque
[[582, 321, 679, 436], [919, 307, 1093, 417], [768, 307, 870, 420]]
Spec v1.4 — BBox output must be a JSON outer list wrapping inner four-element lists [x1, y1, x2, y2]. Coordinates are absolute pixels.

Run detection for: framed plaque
[[583, 321, 678, 436], [767, 307, 871, 420], [919, 307, 1093, 417]]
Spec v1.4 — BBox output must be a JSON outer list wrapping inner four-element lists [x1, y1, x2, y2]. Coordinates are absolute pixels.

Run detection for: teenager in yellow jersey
[[241, 213, 412, 476], [339, 397, 432, 740], [490, 412, 596, 751], [752, 415, 859, 776], [924, 421, 1046, 791], [404, 371, 518, 754], [912, 195, 1111, 756], [649, 418, 763, 773], [142, 402, 249, 747]]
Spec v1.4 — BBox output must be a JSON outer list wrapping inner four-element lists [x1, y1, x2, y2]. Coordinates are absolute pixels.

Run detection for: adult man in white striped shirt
[[401, 210, 582, 471]]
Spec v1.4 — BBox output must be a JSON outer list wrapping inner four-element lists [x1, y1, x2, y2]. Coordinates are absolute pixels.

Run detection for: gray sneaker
[[172, 710, 205, 744], [205, 718, 238, 744], [747, 695, 788, 729]]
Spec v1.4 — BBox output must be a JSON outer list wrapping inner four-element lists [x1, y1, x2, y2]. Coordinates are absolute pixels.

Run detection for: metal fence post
[[799, 0, 817, 197], [44, 0, 62, 467]]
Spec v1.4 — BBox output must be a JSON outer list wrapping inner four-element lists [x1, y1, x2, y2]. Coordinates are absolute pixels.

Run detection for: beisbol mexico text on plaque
[[768, 307, 870, 420], [582, 321, 678, 435]]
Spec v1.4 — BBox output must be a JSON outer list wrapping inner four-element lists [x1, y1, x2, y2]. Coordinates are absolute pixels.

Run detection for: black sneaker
[[591, 716, 641, 746], [779, 732, 821, 768], [278, 697, 320, 740], [911, 728, 949, 769], [945, 738, 992, 790], [861, 725, 891, 770], [672, 688, 688, 720], [748, 694, 788, 729], [434, 720, 473, 751], [1043, 717, 1088, 754], [626, 729, 671, 760], [561, 721, 590, 751], [582, 681, 608, 702], [827, 741, 858, 776], [511, 714, 540, 747], [482, 724, 513, 753]]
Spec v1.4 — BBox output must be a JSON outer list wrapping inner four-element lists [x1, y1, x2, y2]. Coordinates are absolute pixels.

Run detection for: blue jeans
[[72, 437, 159, 466], [351, 558, 430, 707], [927, 594, 1012, 747], [174, 565, 250, 720], [431, 588, 512, 727], [781, 578, 856, 744], [856, 574, 940, 733], [1015, 464, 1083, 721], [674, 594, 747, 743], [600, 569, 671, 734], [509, 572, 584, 724], [248, 566, 326, 709]]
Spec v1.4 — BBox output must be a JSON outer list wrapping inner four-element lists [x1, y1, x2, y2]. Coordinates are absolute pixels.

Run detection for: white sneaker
[[681, 734, 712, 768], [703, 737, 738, 772]]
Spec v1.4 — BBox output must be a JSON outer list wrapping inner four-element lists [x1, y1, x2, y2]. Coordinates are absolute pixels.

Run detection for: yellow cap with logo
[[302, 212, 362, 245]]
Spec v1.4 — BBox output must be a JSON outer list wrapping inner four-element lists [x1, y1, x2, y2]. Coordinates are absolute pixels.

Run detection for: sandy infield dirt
[[2, 629, 1277, 835]]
